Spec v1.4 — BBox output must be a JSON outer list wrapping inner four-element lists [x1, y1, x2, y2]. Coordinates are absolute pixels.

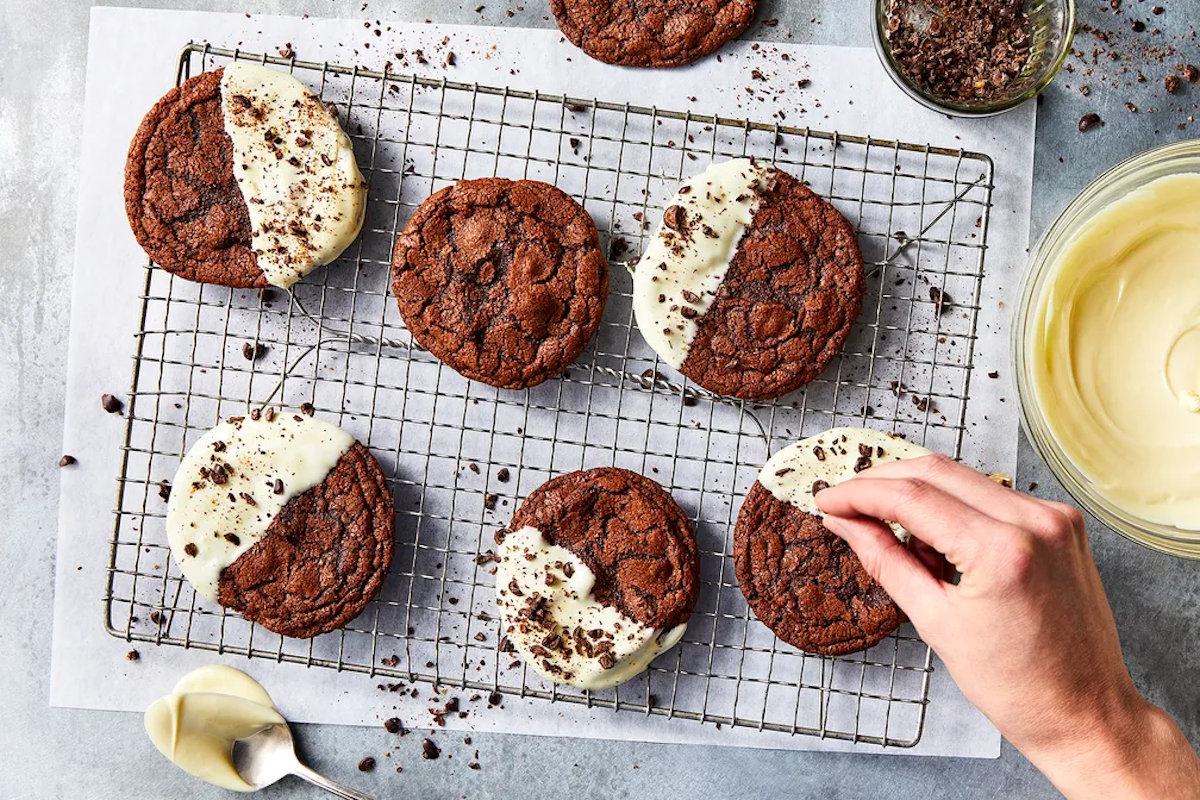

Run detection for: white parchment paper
[[51, 6, 1035, 758]]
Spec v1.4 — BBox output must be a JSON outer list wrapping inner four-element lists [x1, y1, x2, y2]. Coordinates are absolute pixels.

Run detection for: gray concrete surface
[[2, 1, 1197, 797]]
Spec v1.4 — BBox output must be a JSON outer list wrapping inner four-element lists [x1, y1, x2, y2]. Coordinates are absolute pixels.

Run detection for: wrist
[[1026, 695, 1200, 799]]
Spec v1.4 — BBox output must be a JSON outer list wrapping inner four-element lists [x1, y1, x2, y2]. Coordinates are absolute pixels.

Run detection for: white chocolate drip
[[144, 665, 283, 793], [632, 158, 774, 368], [166, 412, 355, 603], [220, 62, 366, 288], [758, 427, 932, 541], [495, 526, 686, 690]]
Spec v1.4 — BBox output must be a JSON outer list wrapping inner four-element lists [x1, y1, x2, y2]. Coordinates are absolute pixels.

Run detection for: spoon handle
[[292, 764, 376, 800]]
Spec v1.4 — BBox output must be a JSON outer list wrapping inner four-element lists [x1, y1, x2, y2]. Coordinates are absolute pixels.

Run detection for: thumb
[[823, 514, 947, 626]]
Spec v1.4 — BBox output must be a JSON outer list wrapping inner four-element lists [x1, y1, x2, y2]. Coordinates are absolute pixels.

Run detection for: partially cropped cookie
[[550, 0, 757, 68], [495, 468, 699, 689], [125, 63, 367, 288], [633, 158, 865, 400], [166, 411, 393, 639], [734, 427, 931, 656], [391, 178, 609, 390]]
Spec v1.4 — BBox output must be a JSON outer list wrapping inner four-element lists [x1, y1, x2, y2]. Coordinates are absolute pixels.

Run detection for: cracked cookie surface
[[218, 442, 394, 639], [391, 178, 609, 390], [550, 0, 758, 68], [501, 467, 699, 628], [733, 481, 901, 655], [124, 69, 265, 288], [679, 167, 864, 400]]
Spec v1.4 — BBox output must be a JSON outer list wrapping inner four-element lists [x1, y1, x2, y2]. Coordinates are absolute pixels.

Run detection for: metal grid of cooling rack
[[104, 42, 996, 747]]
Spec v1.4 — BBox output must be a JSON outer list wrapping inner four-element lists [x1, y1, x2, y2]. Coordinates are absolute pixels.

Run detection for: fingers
[[854, 455, 1042, 526], [822, 514, 947, 622], [815, 472, 995, 570]]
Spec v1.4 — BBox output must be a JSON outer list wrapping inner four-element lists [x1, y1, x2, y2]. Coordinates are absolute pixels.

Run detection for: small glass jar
[[1014, 139, 1200, 559], [871, 0, 1076, 117]]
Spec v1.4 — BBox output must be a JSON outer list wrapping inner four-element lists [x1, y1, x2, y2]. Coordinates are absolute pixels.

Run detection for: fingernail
[[822, 515, 846, 537]]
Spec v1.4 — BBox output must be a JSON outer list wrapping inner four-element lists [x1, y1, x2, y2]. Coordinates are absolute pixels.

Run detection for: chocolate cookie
[[166, 412, 393, 639], [732, 427, 934, 655], [550, 0, 758, 68], [495, 467, 699, 688], [125, 64, 366, 289], [734, 482, 901, 656], [219, 442, 394, 638], [504, 467, 698, 627], [124, 69, 262, 288], [633, 158, 865, 400], [391, 178, 609, 390]]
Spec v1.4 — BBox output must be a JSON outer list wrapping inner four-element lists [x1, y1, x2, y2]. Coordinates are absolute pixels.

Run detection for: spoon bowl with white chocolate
[[145, 665, 374, 799]]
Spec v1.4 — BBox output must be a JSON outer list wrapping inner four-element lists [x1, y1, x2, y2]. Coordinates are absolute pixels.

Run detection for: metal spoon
[[232, 722, 375, 800]]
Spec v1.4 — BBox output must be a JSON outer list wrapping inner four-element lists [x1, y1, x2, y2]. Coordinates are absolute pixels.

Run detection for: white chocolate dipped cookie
[[631, 158, 864, 400], [166, 410, 393, 638], [125, 63, 367, 289], [494, 467, 699, 689]]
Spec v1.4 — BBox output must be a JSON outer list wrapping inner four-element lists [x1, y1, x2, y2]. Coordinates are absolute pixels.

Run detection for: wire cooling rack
[[105, 43, 996, 747]]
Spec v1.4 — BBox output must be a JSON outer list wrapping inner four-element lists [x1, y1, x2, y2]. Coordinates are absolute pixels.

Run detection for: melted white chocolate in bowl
[[1028, 173, 1200, 529]]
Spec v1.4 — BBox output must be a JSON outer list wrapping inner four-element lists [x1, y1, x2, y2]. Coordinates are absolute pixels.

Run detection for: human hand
[[814, 454, 1200, 798]]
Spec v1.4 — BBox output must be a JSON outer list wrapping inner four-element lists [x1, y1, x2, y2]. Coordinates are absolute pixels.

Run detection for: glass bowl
[[872, 0, 1076, 117], [1014, 139, 1200, 559]]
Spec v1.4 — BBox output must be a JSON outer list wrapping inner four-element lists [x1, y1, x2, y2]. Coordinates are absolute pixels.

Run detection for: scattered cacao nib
[[762, 17, 779, 27], [1028, 482, 1038, 492], [358, 757, 376, 772], [484, 493, 499, 511], [775, 467, 794, 477], [278, 44, 293, 58], [149, 611, 165, 625], [421, 739, 441, 759], [300, 402, 315, 416], [101, 393, 124, 415], [853, 456, 873, 473], [886, 0, 1033, 104], [273, 478, 285, 495], [468, 762, 481, 770], [384, 717, 403, 734], [1131, 19, 1146, 33], [812, 479, 830, 494], [662, 205, 686, 231], [988, 371, 999, 379], [1165, 74, 1181, 93], [158, 481, 172, 501], [224, 532, 241, 546], [1186, 65, 1200, 83], [929, 286, 951, 314], [608, 237, 629, 259], [1078, 112, 1104, 132], [488, 691, 503, 706], [58, 455, 76, 467], [496, 467, 510, 482], [242, 342, 267, 361], [126, 649, 140, 662], [183, 543, 198, 557]]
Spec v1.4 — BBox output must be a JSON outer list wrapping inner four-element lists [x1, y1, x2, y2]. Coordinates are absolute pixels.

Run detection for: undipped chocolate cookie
[[550, 0, 758, 68], [632, 158, 865, 400], [124, 63, 366, 289], [495, 467, 699, 688], [391, 178, 609, 390], [166, 411, 393, 639], [733, 427, 931, 656]]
